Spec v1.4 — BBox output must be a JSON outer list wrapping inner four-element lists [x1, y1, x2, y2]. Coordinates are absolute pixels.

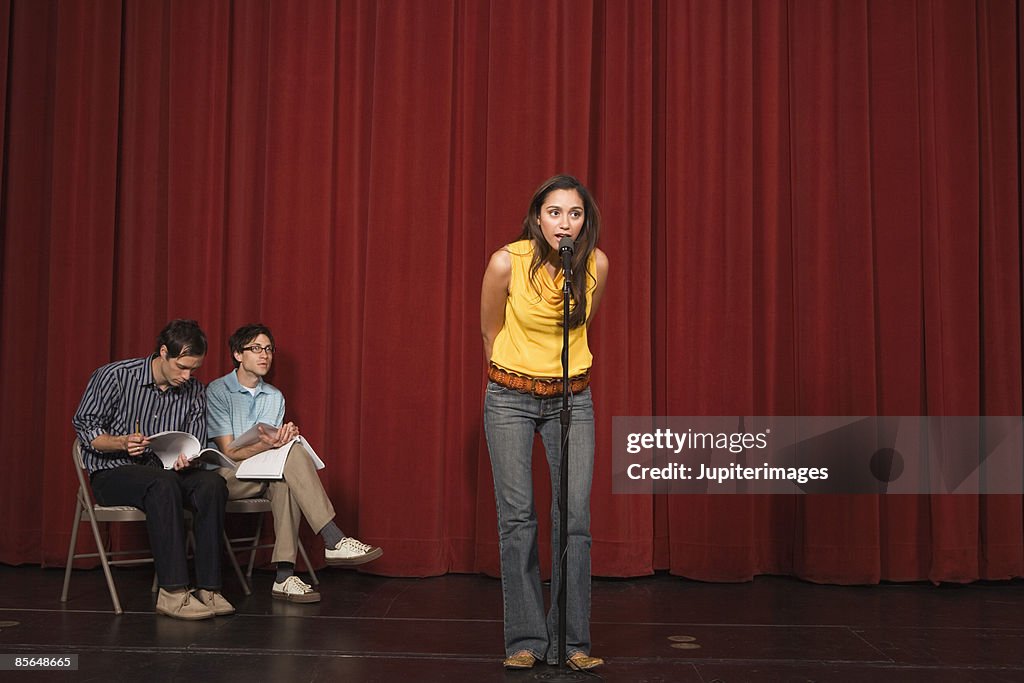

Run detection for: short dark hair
[[154, 319, 207, 358], [228, 323, 275, 368]]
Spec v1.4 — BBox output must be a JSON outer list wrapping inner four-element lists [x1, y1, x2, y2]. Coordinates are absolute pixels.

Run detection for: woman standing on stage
[[480, 174, 609, 671]]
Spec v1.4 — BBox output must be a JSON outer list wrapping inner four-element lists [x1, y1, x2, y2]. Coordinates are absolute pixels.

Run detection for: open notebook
[[227, 423, 326, 479]]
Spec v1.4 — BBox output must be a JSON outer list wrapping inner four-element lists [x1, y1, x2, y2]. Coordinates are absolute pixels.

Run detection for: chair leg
[[84, 505, 123, 615], [60, 502, 84, 603], [297, 540, 319, 587], [245, 513, 265, 581], [223, 530, 251, 596]]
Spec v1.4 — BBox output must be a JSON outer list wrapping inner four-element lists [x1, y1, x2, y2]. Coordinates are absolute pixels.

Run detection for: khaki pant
[[218, 442, 336, 564]]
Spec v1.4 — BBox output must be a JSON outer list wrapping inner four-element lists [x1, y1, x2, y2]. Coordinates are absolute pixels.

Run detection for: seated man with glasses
[[206, 323, 382, 603]]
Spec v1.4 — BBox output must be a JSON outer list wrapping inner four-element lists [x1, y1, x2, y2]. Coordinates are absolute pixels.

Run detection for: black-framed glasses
[[242, 344, 275, 355]]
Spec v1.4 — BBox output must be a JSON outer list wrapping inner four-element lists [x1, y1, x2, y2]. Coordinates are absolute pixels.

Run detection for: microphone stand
[[537, 241, 585, 681]]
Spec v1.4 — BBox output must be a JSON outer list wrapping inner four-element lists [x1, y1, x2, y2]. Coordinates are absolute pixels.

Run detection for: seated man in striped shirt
[[72, 319, 233, 620], [206, 323, 382, 603]]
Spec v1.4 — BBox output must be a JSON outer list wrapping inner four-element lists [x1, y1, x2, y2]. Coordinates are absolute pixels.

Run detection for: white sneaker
[[325, 537, 383, 566], [271, 575, 321, 603]]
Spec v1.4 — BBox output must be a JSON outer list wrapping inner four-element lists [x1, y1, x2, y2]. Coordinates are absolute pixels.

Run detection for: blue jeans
[[483, 381, 594, 663]]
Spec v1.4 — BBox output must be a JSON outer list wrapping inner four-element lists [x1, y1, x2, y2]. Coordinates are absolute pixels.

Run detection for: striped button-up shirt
[[72, 356, 207, 474]]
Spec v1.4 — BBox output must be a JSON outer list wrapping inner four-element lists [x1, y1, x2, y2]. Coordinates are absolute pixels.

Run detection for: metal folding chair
[[60, 441, 158, 614], [61, 440, 251, 610], [223, 497, 319, 594]]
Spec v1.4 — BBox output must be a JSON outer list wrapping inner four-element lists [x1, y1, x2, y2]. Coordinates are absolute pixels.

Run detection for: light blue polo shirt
[[206, 369, 286, 445]]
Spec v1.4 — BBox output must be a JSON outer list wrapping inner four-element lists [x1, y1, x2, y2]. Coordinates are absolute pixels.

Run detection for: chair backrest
[[71, 440, 96, 508], [72, 439, 149, 522], [71, 439, 84, 469]]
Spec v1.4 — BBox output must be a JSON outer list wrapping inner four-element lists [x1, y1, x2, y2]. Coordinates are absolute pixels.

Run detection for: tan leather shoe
[[195, 589, 236, 616], [502, 650, 537, 669], [155, 588, 215, 620], [567, 652, 605, 670]]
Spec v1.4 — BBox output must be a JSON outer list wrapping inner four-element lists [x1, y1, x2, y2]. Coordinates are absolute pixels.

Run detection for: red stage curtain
[[0, 0, 1021, 584]]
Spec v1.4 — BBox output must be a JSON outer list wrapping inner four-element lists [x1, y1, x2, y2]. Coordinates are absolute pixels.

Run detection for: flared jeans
[[483, 382, 594, 663]]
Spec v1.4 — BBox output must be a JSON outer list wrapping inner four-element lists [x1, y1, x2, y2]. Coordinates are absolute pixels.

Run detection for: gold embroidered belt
[[488, 363, 590, 397]]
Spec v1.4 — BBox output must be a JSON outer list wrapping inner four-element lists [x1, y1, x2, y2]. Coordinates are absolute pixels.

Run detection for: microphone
[[558, 236, 574, 275]]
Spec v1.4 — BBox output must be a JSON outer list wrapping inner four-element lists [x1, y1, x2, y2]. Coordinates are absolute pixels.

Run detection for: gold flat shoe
[[502, 650, 537, 669], [567, 652, 604, 670]]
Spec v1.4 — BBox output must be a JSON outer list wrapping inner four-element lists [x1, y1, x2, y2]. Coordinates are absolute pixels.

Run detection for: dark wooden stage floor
[[1, 564, 1021, 682]]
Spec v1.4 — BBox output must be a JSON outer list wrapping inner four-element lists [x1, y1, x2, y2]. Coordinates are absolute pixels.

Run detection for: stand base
[[533, 669, 590, 682]]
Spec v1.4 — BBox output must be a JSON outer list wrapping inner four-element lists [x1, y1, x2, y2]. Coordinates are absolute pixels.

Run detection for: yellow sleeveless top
[[490, 240, 595, 378]]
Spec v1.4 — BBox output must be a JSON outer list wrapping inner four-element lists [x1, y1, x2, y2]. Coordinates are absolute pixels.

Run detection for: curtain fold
[[1, 0, 1021, 584]]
